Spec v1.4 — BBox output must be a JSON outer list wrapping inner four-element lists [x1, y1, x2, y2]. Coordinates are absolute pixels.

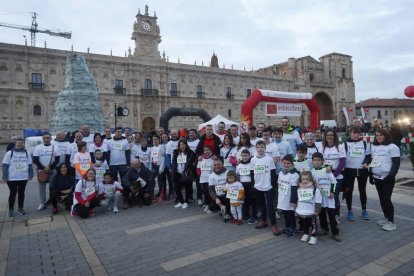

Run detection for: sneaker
[[197, 199, 203, 206], [377, 219, 388, 226], [362, 210, 370, 220], [335, 215, 341, 225], [333, 234, 342, 242], [123, 201, 129, 210], [8, 210, 14, 217], [237, 219, 243, 225], [223, 214, 231, 223], [308, 237, 317, 245], [382, 222, 397, 231], [70, 210, 77, 217], [230, 219, 237, 224], [174, 203, 183, 208], [182, 203, 188, 209], [206, 209, 212, 214], [18, 208, 26, 216], [37, 203, 46, 211], [113, 206, 119, 213], [272, 225, 281, 236], [203, 205, 210, 212], [318, 229, 328, 236], [52, 208, 59, 215], [247, 218, 258, 225], [347, 211, 355, 221], [255, 220, 268, 229], [301, 234, 310, 242], [89, 210, 96, 216], [275, 212, 281, 220], [220, 205, 226, 216]]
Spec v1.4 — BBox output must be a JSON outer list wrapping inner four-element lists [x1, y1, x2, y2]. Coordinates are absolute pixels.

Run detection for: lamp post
[[114, 103, 117, 128]]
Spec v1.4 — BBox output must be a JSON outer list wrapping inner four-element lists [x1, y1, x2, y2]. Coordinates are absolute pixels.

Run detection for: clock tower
[[131, 5, 161, 59]]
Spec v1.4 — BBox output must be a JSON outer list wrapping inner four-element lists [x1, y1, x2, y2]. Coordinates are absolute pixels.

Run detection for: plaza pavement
[[1, 158, 414, 276]]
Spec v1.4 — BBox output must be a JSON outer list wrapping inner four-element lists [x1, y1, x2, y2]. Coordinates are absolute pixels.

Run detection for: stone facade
[[0, 5, 355, 141]]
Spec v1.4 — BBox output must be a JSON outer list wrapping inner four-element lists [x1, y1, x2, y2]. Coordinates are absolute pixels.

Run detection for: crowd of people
[[2, 117, 401, 245]]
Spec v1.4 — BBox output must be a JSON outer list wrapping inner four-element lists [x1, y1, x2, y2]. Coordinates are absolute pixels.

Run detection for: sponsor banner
[[265, 103, 303, 117]]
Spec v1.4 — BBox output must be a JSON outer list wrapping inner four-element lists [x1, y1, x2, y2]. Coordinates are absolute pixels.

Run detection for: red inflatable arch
[[241, 89, 320, 130]]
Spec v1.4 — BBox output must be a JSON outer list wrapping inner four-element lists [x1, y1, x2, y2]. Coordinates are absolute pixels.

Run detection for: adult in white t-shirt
[[80, 125, 94, 146], [52, 131, 70, 165], [107, 127, 130, 183], [33, 133, 60, 211], [367, 129, 400, 231], [281, 117, 302, 156], [207, 158, 230, 216], [2, 137, 34, 217]]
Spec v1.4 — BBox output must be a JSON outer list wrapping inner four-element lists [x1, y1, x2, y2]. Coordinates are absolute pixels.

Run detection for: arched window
[[309, 73, 315, 82], [33, 105, 41, 116], [342, 68, 346, 78], [144, 79, 152, 90]]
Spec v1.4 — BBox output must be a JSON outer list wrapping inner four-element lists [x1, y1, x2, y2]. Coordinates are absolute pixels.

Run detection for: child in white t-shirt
[[294, 144, 310, 172], [197, 146, 216, 213], [224, 171, 245, 224], [277, 154, 300, 237], [92, 150, 109, 186], [294, 171, 322, 245], [98, 173, 123, 213], [236, 149, 256, 224]]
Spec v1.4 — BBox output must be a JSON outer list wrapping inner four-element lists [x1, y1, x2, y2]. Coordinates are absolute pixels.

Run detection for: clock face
[[122, 108, 129, 116], [141, 20, 152, 31]]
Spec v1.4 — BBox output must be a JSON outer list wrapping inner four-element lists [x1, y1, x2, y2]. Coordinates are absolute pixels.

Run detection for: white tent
[[198, 115, 239, 131]]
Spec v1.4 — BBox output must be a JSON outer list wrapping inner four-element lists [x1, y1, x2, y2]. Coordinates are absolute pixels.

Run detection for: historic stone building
[[0, 5, 355, 141]]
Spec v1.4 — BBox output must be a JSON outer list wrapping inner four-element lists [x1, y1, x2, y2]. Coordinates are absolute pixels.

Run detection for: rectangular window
[[115, 79, 123, 88], [31, 73, 42, 89], [171, 83, 177, 92], [196, 85, 203, 92], [227, 87, 231, 93], [385, 110, 388, 116], [246, 88, 251, 98], [378, 110, 382, 119]]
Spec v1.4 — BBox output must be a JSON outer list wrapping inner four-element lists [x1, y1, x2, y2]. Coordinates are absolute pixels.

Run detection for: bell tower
[[131, 5, 161, 59]]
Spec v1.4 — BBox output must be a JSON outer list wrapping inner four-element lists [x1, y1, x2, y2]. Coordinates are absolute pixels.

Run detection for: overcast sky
[[0, 0, 413, 102]]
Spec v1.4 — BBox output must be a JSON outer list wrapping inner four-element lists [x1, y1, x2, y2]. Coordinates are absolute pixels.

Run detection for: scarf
[[299, 181, 313, 189]]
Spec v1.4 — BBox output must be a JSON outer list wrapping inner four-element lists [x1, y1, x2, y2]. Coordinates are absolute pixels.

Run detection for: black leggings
[[74, 197, 101, 218], [241, 182, 256, 220], [299, 217, 317, 236], [319, 207, 339, 235], [374, 177, 395, 223], [283, 210, 296, 229], [51, 190, 73, 208], [343, 168, 368, 210], [7, 181, 27, 209], [174, 173, 191, 204]]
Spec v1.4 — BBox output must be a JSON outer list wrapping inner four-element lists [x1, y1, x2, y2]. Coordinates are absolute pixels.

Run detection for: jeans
[[319, 207, 338, 235], [334, 178, 343, 217], [201, 183, 211, 206], [241, 182, 256, 220], [7, 180, 27, 209], [109, 165, 128, 183], [253, 188, 276, 226], [100, 191, 122, 209]]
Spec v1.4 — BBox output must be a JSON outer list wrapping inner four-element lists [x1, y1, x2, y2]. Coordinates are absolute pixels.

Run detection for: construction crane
[[0, 12, 71, 47]]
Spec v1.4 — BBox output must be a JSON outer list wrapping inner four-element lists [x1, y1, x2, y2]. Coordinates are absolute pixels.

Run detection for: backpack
[[10, 149, 29, 159]]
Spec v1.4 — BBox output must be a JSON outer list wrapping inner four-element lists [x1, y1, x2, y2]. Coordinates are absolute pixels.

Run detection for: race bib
[[80, 163, 90, 171], [318, 185, 330, 197], [14, 163, 27, 172], [215, 185, 225, 196], [254, 165, 265, 174], [177, 155, 187, 164], [324, 160, 334, 167], [137, 177, 147, 188], [106, 186, 115, 195], [85, 186, 95, 196], [224, 158, 232, 167], [200, 162, 212, 171], [239, 167, 250, 176], [151, 151, 159, 158], [370, 158, 382, 168], [113, 143, 123, 150], [141, 156, 149, 163], [96, 170, 105, 177], [350, 148, 364, 158], [278, 183, 289, 195], [226, 189, 239, 200], [298, 188, 313, 201]]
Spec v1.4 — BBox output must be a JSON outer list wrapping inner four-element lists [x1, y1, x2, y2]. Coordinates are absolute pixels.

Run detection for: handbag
[[180, 169, 194, 184], [37, 145, 54, 184]]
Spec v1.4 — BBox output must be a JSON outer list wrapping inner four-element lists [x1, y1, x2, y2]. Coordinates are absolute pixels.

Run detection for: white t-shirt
[[52, 140, 70, 164], [225, 181, 244, 204], [150, 145, 162, 165], [208, 170, 228, 197], [73, 152, 92, 180], [2, 150, 33, 181], [92, 160, 109, 185], [136, 147, 151, 168], [275, 140, 293, 172], [166, 140, 179, 155], [264, 142, 280, 169], [187, 139, 200, 153], [73, 179, 97, 205], [283, 130, 302, 154], [82, 133, 94, 146], [371, 144, 400, 177], [251, 155, 274, 191], [277, 171, 299, 211], [108, 139, 129, 165], [232, 136, 240, 145], [295, 186, 322, 216], [220, 145, 237, 169], [232, 146, 256, 162], [88, 143, 108, 155], [197, 156, 214, 183], [294, 159, 310, 172], [345, 140, 371, 169], [250, 137, 263, 147], [98, 181, 122, 197], [322, 144, 346, 179], [305, 145, 319, 169], [33, 144, 60, 168], [236, 162, 253, 183], [311, 168, 336, 208]]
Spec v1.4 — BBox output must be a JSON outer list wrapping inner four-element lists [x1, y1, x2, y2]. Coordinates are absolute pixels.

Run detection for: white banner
[[265, 103, 303, 117], [360, 107, 367, 123], [342, 107, 350, 125], [259, 90, 313, 100]]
